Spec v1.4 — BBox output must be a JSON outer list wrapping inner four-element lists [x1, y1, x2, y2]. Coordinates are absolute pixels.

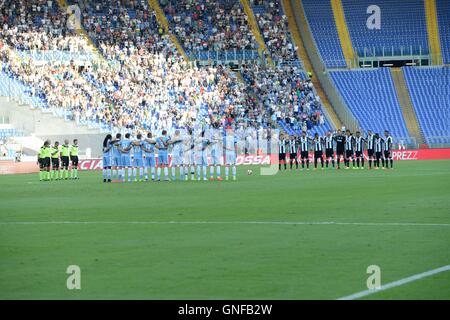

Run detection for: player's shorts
[[171, 149, 184, 166], [43, 157, 51, 168], [112, 155, 121, 167], [195, 152, 208, 166], [61, 156, 69, 168], [314, 151, 323, 159], [144, 154, 155, 168], [103, 155, 112, 168], [289, 152, 297, 160], [367, 149, 374, 157], [345, 150, 354, 159], [120, 155, 131, 167], [38, 158, 44, 169], [51, 158, 60, 169], [325, 148, 334, 158], [355, 151, 363, 158], [300, 151, 308, 159], [158, 150, 169, 165], [70, 155, 78, 167], [278, 153, 286, 161], [183, 150, 195, 165], [336, 148, 344, 156], [210, 149, 223, 165], [225, 151, 236, 165], [375, 151, 382, 159], [384, 151, 391, 159], [133, 157, 144, 167]]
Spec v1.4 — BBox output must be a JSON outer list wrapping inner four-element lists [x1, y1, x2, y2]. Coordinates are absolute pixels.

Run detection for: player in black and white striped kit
[[373, 133, 384, 169], [366, 130, 375, 169], [313, 133, 325, 170], [288, 135, 299, 170], [383, 130, 394, 169], [354, 131, 365, 169], [299, 131, 311, 170], [278, 133, 288, 171], [324, 131, 335, 169], [344, 130, 355, 169]]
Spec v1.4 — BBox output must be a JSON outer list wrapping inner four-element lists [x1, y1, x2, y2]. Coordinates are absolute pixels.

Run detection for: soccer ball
[[247, 169, 253, 175]]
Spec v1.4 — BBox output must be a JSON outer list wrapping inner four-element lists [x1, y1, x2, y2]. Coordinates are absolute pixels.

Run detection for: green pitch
[[1, 160, 449, 300]]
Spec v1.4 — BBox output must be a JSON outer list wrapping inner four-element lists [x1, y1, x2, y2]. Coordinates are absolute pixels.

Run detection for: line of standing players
[[278, 129, 394, 170], [37, 139, 79, 181]]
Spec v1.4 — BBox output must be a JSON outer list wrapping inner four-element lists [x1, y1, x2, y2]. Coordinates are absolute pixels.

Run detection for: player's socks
[[132, 168, 137, 180], [381, 159, 385, 168], [210, 166, 214, 179], [203, 166, 207, 180], [190, 166, 195, 180], [301, 160, 305, 169], [39, 171, 43, 181], [127, 168, 132, 182], [107, 168, 111, 181], [390, 159, 393, 168], [284, 163, 287, 170], [180, 167, 184, 180], [290, 162, 293, 170], [171, 167, 176, 180], [369, 159, 372, 169], [279, 164, 281, 171], [164, 167, 169, 180], [103, 169, 107, 181], [232, 166, 236, 180], [46, 171, 50, 180], [361, 158, 365, 169], [295, 161, 298, 169], [139, 168, 143, 180], [306, 160, 310, 169], [225, 166, 229, 179], [326, 160, 329, 168], [352, 159, 356, 168], [216, 166, 221, 178], [151, 167, 155, 180], [144, 167, 149, 180], [196, 165, 201, 180], [157, 167, 161, 180]]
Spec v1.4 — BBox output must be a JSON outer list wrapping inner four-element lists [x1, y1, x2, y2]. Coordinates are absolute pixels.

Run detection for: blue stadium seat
[[301, 0, 347, 68], [403, 67, 450, 145], [330, 68, 410, 141]]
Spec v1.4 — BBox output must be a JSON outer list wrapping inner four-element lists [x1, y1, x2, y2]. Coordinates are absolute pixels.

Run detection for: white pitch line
[[337, 265, 450, 300], [0, 221, 449, 227]]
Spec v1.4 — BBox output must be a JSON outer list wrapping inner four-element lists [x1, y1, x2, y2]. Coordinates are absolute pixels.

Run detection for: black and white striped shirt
[[367, 134, 374, 150], [299, 136, 310, 152], [314, 138, 323, 152], [355, 136, 365, 152], [279, 139, 287, 154], [345, 136, 354, 151], [288, 139, 297, 154], [374, 138, 383, 152], [384, 136, 393, 151], [324, 136, 334, 150]]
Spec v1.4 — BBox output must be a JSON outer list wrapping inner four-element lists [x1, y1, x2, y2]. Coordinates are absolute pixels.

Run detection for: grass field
[[1, 160, 449, 300]]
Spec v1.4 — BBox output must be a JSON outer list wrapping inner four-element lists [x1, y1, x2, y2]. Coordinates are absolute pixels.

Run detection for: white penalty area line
[[337, 265, 450, 300], [0, 221, 449, 227]]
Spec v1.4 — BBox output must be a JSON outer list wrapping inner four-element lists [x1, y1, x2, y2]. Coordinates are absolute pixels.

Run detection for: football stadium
[[0, 0, 449, 304]]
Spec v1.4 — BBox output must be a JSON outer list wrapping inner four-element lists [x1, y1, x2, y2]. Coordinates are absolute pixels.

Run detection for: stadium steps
[[390, 68, 426, 145], [330, 0, 356, 67], [285, 0, 342, 130], [424, 0, 443, 65], [149, 0, 188, 61], [55, 0, 106, 64], [240, 0, 273, 65]]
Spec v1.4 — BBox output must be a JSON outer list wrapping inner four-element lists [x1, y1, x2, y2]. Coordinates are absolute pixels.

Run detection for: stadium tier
[[251, 0, 302, 68], [301, 0, 347, 68], [437, 0, 450, 64], [330, 68, 410, 141], [342, 0, 429, 57], [403, 66, 450, 145]]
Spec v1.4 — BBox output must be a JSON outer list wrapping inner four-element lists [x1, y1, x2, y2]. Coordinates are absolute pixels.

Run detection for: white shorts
[[210, 149, 223, 165], [172, 149, 184, 166], [225, 152, 236, 165]]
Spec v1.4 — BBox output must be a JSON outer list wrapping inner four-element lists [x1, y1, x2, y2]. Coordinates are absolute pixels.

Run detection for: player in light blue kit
[[111, 133, 122, 181], [102, 134, 113, 183], [208, 126, 223, 180], [224, 127, 238, 181], [170, 129, 185, 181], [132, 133, 144, 181], [119, 133, 133, 182], [155, 130, 170, 181], [142, 132, 156, 181], [194, 130, 210, 181]]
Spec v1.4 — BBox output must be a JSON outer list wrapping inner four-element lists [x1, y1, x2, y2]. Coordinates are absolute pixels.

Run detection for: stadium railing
[[187, 50, 260, 63]]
